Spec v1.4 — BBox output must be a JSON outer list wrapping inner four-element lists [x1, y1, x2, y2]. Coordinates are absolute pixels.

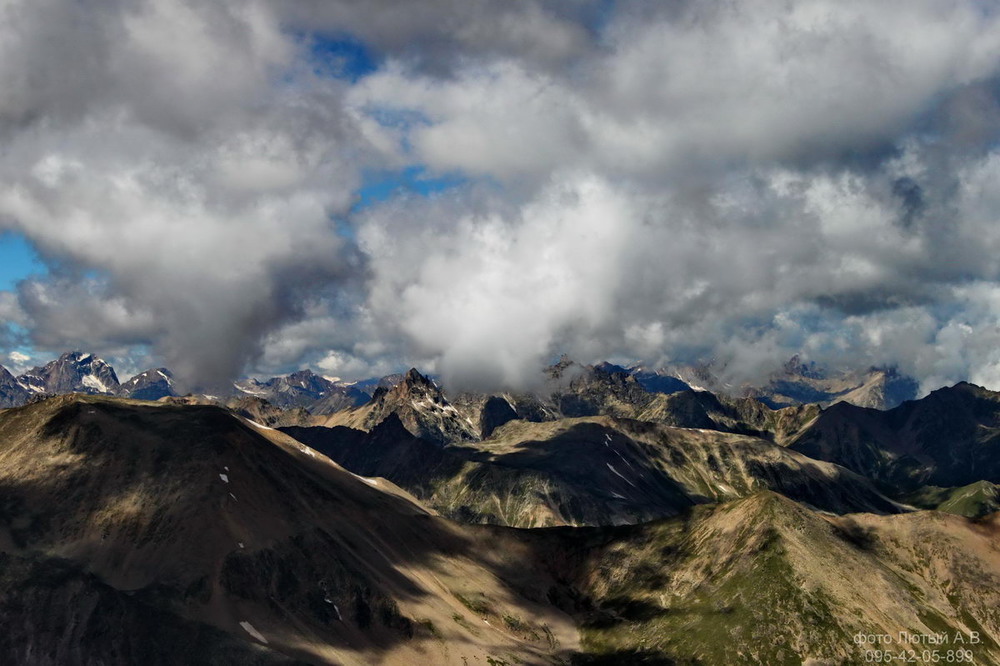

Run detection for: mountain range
[[0, 350, 919, 413], [5, 351, 1000, 663]]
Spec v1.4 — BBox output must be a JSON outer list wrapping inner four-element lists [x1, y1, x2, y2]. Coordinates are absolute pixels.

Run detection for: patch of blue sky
[[2, 322, 30, 345], [354, 165, 467, 211], [0, 231, 45, 291], [330, 165, 469, 241], [296, 31, 380, 82]]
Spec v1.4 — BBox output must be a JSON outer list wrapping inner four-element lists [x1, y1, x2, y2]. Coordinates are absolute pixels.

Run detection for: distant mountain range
[[0, 351, 374, 412], [0, 350, 921, 413]]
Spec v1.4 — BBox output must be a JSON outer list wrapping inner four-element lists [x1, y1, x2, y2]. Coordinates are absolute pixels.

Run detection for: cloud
[[0, 0, 373, 388], [3, 0, 1000, 394], [349, 0, 1000, 180]]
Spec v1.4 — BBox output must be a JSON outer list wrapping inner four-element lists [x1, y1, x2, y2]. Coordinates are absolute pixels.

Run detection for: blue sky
[[0, 232, 44, 291], [306, 32, 379, 82], [354, 166, 467, 210]]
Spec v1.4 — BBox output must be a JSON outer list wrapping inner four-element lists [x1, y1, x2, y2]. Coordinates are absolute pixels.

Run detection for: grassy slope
[[902, 481, 1000, 518], [476, 492, 1000, 665]]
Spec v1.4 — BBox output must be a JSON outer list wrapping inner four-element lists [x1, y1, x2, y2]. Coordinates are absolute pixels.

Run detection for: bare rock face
[[478, 395, 519, 438], [118, 368, 177, 401], [0, 364, 29, 408], [224, 395, 313, 428], [322, 369, 479, 445], [17, 351, 120, 396]]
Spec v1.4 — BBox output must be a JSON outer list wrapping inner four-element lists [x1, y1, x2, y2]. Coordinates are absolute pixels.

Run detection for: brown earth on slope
[[284, 413, 902, 529], [0, 395, 577, 665]]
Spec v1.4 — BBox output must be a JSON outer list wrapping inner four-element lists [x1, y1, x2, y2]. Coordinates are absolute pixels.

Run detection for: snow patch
[[244, 418, 274, 431], [219, 474, 229, 483], [229, 492, 238, 501], [350, 471, 380, 486], [81, 374, 110, 393], [614, 449, 634, 468], [19, 378, 45, 393], [239, 621, 268, 644], [606, 463, 637, 488]]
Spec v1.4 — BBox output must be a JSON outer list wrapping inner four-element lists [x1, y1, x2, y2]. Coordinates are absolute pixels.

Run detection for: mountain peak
[[17, 351, 120, 396], [323, 368, 478, 445], [118, 367, 176, 401], [403, 368, 433, 386]]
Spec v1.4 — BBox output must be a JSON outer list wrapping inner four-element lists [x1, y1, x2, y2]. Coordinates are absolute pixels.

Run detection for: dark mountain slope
[[0, 395, 577, 665], [4, 397, 1000, 665], [790, 382, 1000, 489], [0, 552, 300, 666]]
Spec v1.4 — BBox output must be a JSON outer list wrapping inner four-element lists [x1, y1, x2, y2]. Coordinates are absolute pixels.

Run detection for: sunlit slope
[[482, 492, 1000, 665], [286, 414, 901, 529]]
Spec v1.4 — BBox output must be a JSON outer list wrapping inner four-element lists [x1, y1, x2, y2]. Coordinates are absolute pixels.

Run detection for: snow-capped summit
[[234, 368, 368, 413], [16, 351, 120, 396], [118, 368, 177, 401]]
